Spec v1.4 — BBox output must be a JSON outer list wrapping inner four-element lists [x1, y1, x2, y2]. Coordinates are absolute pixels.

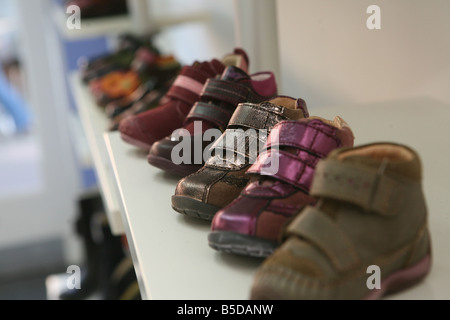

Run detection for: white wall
[[276, 0, 450, 109], [144, 0, 280, 80], [148, 0, 237, 65]]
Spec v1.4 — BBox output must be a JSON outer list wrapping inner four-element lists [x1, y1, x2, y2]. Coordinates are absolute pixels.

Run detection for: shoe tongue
[[220, 66, 250, 82]]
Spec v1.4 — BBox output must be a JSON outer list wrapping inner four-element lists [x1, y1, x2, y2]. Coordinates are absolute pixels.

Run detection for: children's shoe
[[147, 65, 278, 177], [208, 117, 354, 258], [118, 49, 249, 150], [250, 142, 432, 300], [171, 96, 309, 221]]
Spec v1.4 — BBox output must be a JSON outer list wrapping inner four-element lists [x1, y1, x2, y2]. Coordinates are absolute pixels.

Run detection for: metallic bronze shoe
[[171, 96, 309, 221]]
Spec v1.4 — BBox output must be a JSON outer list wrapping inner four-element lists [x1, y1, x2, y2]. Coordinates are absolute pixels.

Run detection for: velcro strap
[[186, 101, 235, 130], [205, 102, 290, 169], [166, 67, 209, 104], [247, 149, 319, 192], [207, 127, 267, 166], [228, 102, 288, 130], [265, 120, 342, 157], [311, 159, 413, 216], [201, 78, 252, 107], [285, 206, 360, 272]]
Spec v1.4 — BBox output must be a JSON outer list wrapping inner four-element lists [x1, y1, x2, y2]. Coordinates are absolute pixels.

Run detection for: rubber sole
[[147, 154, 202, 177], [208, 231, 278, 258], [363, 253, 432, 300], [120, 133, 151, 151], [171, 195, 220, 221]]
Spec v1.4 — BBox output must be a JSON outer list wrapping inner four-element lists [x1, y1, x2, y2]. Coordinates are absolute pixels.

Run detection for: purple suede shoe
[[208, 117, 355, 258]]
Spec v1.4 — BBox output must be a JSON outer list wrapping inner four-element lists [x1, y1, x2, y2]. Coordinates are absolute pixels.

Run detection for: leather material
[[246, 119, 344, 191], [176, 167, 227, 202], [148, 64, 278, 175], [200, 78, 255, 108], [205, 102, 295, 170], [150, 135, 216, 167], [264, 119, 343, 157], [174, 97, 309, 213], [249, 149, 318, 192], [210, 117, 354, 246], [250, 142, 432, 300], [228, 102, 287, 130], [185, 101, 235, 131]]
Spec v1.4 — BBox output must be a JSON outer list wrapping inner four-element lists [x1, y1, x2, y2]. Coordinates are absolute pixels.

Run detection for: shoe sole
[[363, 253, 432, 300], [208, 231, 278, 258], [147, 154, 202, 177], [171, 196, 220, 221], [120, 133, 152, 150]]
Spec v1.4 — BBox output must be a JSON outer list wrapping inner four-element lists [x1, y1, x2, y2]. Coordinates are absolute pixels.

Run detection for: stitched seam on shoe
[[204, 171, 228, 203]]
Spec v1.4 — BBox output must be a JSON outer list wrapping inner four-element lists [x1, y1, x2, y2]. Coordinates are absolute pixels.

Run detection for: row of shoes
[[84, 45, 432, 299], [80, 33, 182, 131]]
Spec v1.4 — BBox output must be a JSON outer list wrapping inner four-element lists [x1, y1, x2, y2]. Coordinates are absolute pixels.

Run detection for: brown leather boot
[[172, 96, 310, 221]]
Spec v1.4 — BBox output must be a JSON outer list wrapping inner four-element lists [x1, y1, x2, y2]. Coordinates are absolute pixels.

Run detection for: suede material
[[119, 49, 248, 149], [148, 65, 278, 175], [251, 227, 430, 300], [250, 142, 431, 300]]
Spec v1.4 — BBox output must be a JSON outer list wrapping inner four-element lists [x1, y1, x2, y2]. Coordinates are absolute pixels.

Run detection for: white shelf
[[104, 96, 450, 300], [104, 131, 263, 300], [70, 73, 125, 235]]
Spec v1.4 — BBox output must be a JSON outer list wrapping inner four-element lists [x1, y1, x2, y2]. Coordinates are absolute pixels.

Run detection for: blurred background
[[0, 0, 448, 300], [0, 0, 279, 300]]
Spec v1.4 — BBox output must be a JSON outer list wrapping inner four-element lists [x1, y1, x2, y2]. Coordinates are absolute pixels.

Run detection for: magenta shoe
[[208, 117, 355, 257]]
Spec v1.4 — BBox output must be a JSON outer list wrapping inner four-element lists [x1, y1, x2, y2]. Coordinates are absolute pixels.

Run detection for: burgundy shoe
[[208, 117, 355, 258], [118, 49, 249, 150], [147, 65, 278, 177]]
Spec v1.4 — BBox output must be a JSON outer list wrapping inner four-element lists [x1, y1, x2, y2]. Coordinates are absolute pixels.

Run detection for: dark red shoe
[[118, 49, 249, 151], [147, 65, 278, 177]]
